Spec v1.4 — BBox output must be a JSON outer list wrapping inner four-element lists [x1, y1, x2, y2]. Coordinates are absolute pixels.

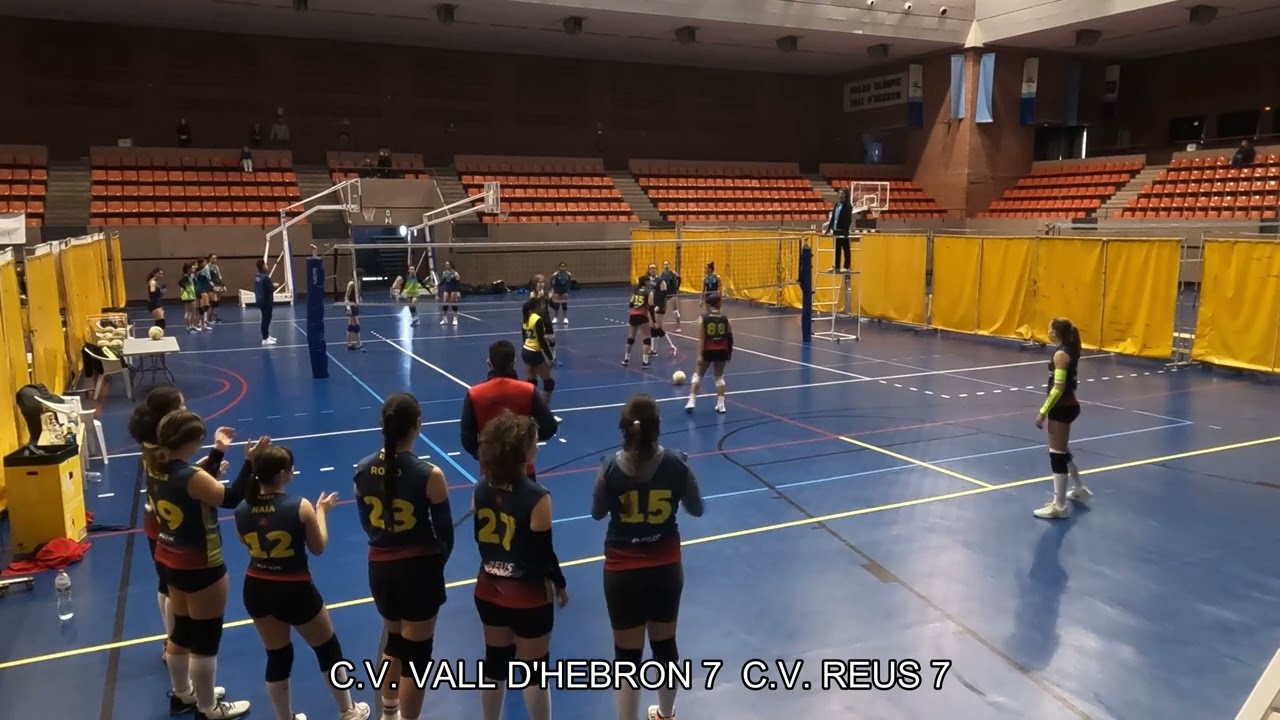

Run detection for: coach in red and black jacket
[[460, 340, 559, 481]]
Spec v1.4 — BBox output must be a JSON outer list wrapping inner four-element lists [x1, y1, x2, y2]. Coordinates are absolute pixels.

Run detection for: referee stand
[[810, 181, 886, 343]]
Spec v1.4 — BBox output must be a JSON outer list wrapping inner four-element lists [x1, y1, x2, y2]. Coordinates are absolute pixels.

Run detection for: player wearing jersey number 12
[[593, 395, 705, 720]]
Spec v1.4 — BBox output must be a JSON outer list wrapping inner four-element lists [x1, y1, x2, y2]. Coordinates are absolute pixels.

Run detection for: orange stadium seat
[[977, 158, 1142, 220], [88, 146, 301, 227], [458, 155, 637, 224], [1117, 150, 1280, 221], [0, 145, 49, 226], [327, 151, 431, 183], [633, 160, 824, 223]]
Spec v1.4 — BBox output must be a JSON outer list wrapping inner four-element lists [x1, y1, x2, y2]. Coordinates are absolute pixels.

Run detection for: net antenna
[[850, 180, 891, 218], [241, 178, 362, 307]]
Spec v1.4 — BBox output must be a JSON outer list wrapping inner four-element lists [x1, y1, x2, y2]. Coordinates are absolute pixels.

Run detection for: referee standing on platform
[[822, 188, 855, 273], [460, 340, 559, 481]]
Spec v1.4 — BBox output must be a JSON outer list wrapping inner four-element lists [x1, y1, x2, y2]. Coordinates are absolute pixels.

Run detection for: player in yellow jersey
[[521, 297, 557, 406]]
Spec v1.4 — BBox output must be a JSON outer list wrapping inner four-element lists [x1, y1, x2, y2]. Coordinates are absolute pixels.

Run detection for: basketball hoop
[[361, 207, 376, 223]]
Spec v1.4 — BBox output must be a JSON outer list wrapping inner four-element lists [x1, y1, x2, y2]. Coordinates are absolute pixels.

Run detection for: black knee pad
[[198, 306, 206, 316], [383, 632, 406, 661], [452, 305, 459, 313], [524, 653, 550, 687], [312, 635, 344, 673], [1049, 451, 1069, 474], [409, 305, 417, 315], [560, 303, 567, 312], [265, 643, 294, 682], [652, 328, 666, 338], [348, 324, 360, 333], [154, 318, 166, 329], [188, 616, 224, 656], [483, 644, 517, 683], [643, 338, 652, 347], [543, 377, 556, 394], [170, 614, 193, 649], [212, 300, 221, 308], [399, 637, 433, 678], [1065, 451, 1074, 464], [548, 301, 560, 311], [627, 337, 635, 346], [614, 646, 643, 665], [650, 637, 678, 663]]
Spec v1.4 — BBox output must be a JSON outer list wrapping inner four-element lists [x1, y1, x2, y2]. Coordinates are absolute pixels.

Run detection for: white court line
[[104, 357, 1098, 461], [669, 330, 868, 379], [373, 331, 472, 390]]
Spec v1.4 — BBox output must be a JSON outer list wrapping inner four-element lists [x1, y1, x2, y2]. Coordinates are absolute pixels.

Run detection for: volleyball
[[148, 326, 164, 340], [672, 370, 686, 385]]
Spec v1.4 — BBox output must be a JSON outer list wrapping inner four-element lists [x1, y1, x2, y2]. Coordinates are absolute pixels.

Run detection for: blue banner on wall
[[1020, 57, 1039, 126], [949, 54, 966, 120], [976, 53, 995, 124]]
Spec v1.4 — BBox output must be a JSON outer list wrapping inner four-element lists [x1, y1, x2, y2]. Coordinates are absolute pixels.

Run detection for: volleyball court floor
[[3, 287, 1280, 720]]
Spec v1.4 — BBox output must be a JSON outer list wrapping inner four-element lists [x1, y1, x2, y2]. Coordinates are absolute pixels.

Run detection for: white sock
[[616, 686, 641, 720], [327, 664, 354, 712], [158, 593, 174, 637], [479, 681, 505, 720], [190, 655, 219, 712], [522, 686, 551, 720], [266, 679, 292, 720], [167, 650, 193, 696], [657, 686, 678, 718], [1052, 473, 1068, 506], [381, 697, 399, 720]]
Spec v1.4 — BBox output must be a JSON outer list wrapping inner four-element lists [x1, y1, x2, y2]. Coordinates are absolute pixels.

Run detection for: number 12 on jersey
[[618, 489, 673, 524]]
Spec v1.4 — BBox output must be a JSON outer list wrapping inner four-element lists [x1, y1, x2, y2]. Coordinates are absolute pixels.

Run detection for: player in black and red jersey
[[151, 411, 257, 720], [354, 393, 455, 720], [471, 410, 568, 720], [685, 293, 733, 414], [621, 275, 654, 368], [592, 394, 705, 720], [235, 446, 371, 720]]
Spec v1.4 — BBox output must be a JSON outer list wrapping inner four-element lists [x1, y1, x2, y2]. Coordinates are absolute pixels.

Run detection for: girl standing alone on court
[[472, 410, 568, 720], [1033, 317, 1092, 519], [403, 264, 422, 327], [234, 445, 371, 720], [592, 394, 704, 720], [353, 393, 454, 720], [549, 262, 572, 326], [438, 260, 462, 326], [344, 280, 364, 351]]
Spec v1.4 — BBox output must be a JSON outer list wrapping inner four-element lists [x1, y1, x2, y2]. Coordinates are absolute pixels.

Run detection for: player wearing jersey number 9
[[592, 394, 705, 720]]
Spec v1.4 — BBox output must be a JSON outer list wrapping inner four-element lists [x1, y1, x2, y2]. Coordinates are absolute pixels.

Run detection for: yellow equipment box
[[3, 445, 87, 558]]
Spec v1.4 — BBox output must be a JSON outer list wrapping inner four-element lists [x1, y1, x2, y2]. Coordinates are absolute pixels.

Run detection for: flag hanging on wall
[[1020, 57, 1039, 126], [949, 54, 966, 120], [907, 64, 923, 128]]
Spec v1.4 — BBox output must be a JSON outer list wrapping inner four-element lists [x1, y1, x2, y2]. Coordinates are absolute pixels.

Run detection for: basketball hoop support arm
[[407, 182, 499, 232]]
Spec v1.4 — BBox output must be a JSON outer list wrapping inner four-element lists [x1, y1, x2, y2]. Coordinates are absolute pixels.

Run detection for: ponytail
[[248, 446, 294, 503], [619, 394, 661, 466], [379, 393, 422, 527]]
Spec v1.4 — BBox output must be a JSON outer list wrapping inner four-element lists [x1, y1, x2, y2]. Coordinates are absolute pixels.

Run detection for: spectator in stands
[[1232, 139, 1256, 167], [177, 118, 192, 147], [240, 147, 254, 174], [269, 111, 290, 146], [336, 118, 354, 149], [376, 148, 394, 178], [249, 123, 263, 148], [822, 188, 855, 273]]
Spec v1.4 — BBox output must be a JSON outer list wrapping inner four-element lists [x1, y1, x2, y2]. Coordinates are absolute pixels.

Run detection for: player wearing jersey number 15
[[472, 410, 568, 720], [593, 395, 705, 720]]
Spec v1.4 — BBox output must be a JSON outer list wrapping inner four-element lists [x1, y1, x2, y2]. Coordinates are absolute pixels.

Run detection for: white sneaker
[[268, 336, 278, 344], [648, 706, 674, 720], [1067, 486, 1092, 502], [261, 339, 272, 346], [194, 700, 251, 720], [552, 317, 559, 325], [451, 316, 457, 326], [340, 703, 371, 720], [685, 397, 695, 413], [562, 318, 569, 326], [715, 402, 726, 414], [440, 316, 448, 325], [169, 687, 227, 716], [1033, 501, 1070, 519]]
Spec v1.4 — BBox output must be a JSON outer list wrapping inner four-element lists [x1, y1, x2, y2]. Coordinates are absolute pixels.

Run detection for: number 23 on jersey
[[618, 489, 673, 524], [363, 496, 418, 531]]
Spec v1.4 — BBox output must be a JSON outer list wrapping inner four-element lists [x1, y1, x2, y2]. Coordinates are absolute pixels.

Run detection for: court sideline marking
[[9, 432, 1276, 671], [102, 356, 1100, 461], [291, 323, 476, 483], [372, 331, 471, 390]]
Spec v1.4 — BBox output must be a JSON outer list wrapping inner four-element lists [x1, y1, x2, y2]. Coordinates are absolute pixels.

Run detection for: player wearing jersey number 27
[[354, 393, 454, 720], [593, 395, 705, 720], [472, 410, 568, 720]]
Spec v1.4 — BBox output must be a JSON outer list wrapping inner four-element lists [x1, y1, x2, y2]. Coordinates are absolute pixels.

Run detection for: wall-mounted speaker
[[1075, 29, 1101, 47], [563, 16, 583, 35], [776, 35, 798, 52], [436, 4, 456, 24], [675, 26, 697, 45]]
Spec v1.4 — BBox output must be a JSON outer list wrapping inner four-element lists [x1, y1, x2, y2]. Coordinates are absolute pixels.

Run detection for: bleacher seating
[[328, 151, 431, 183], [1118, 152, 1280, 220], [0, 145, 48, 227], [88, 147, 301, 227], [978, 159, 1142, 220], [458, 156, 637, 224], [824, 177, 945, 220], [634, 160, 824, 223]]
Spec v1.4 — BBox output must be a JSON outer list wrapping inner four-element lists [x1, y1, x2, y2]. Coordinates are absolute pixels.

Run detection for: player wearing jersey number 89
[[472, 410, 568, 720], [686, 294, 732, 415], [592, 395, 705, 720], [353, 393, 454, 720], [235, 446, 371, 720]]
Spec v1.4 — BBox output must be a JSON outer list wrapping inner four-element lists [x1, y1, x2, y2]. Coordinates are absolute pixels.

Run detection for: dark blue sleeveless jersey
[[440, 269, 461, 292], [150, 459, 224, 569], [703, 274, 720, 293], [1047, 343, 1080, 398], [473, 478, 549, 582], [601, 450, 689, 570], [354, 450, 443, 560], [551, 271, 571, 294], [235, 493, 310, 580]]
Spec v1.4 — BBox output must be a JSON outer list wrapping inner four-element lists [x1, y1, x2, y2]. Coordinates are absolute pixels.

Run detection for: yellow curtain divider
[[1193, 238, 1280, 372], [26, 251, 67, 395]]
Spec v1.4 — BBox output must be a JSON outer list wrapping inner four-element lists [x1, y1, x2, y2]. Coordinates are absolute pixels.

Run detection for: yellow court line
[[3, 433, 1277, 672], [838, 435, 993, 488]]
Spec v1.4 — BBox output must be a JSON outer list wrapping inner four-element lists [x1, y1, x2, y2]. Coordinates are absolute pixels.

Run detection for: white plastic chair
[[83, 345, 131, 401], [34, 395, 108, 466]]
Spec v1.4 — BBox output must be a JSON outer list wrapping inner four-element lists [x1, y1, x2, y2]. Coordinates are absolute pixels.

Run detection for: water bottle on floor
[[55, 571, 73, 621]]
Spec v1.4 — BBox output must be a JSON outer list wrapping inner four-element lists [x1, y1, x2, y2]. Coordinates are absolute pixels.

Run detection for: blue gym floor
[[3, 287, 1280, 720]]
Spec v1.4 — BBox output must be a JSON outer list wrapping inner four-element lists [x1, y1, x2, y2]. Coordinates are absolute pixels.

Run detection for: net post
[[800, 241, 813, 342]]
